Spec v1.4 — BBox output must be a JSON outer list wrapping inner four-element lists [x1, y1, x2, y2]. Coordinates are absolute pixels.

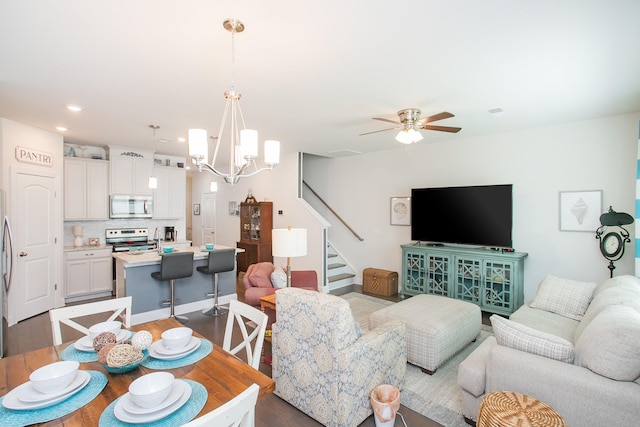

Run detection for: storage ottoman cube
[[369, 294, 481, 373]]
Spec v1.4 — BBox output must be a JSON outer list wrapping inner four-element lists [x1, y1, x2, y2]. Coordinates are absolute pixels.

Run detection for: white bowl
[[128, 372, 174, 408], [89, 320, 122, 339], [29, 361, 80, 394], [161, 327, 192, 350]]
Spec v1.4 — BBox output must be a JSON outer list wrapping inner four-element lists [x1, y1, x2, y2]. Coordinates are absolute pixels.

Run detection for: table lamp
[[272, 227, 307, 287]]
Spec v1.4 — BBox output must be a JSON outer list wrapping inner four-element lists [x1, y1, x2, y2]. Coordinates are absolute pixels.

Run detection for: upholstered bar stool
[[151, 251, 194, 323], [197, 248, 236, 316]]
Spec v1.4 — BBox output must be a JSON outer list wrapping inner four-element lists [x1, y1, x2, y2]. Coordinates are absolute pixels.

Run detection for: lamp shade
[[264, 140, 280, 166], [272, 228, 307, 258], [240, 129, 259, 159], [188, 128, 208, 160]]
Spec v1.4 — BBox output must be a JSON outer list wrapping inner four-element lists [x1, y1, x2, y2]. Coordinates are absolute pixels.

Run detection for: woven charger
[[477, 391, 567, 427]]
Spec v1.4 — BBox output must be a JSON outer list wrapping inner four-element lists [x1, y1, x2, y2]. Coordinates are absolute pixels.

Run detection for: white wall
[[304, 113, 640, 301]]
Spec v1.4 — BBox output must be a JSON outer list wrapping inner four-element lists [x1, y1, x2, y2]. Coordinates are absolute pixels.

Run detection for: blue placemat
[[98, 379, 207, 427], [0, 370, 107, 427], [142, 339, 213, 370]]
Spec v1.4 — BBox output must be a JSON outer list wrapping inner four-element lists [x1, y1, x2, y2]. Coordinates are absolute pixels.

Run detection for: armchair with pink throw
[[236, 262, 318, 308]]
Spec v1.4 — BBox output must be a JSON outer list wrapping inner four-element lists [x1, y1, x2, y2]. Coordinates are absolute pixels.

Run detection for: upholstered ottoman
[[369, 294, 481, 374]]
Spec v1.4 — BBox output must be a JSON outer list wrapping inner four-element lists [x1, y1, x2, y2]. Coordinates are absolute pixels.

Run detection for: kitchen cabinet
[[152, 165, 186, 219], [64, 248, 113, 302], [108, 146, 154, 195], [401, 244, 527, 315], [236, 201, 273, 272], [64, 158, 109, 220]]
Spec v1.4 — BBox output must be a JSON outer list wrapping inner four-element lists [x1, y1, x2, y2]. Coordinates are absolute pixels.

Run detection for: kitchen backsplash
[[63, 218, 186, 246]]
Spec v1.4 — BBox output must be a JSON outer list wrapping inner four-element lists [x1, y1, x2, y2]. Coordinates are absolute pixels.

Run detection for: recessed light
[[55, 126, 68, 132], [159, 138, 171, 143], [177, 137, 186, 143], [66, 104, 83, 112]]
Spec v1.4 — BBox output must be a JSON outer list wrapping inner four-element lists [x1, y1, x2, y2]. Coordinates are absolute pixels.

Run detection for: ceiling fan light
[[411, 129, 424, 142], [395, 130, 413, 144]]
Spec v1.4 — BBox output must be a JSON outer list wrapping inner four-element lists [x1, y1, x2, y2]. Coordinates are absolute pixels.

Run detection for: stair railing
[[303, 180, 364, 241]]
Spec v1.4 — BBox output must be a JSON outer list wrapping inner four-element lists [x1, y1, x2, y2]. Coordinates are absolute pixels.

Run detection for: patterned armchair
[[272, 287, 406, 427]]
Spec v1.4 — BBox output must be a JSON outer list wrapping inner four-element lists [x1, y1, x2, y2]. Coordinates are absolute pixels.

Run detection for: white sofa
[[457, 274, 640, 426]]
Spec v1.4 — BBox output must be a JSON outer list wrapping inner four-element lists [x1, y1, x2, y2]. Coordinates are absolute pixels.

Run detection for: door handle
[[19, 251, 28, 257]]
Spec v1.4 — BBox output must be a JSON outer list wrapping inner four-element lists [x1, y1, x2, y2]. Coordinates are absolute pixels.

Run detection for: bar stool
[[197, 248, 236, 316], [151, 251, 194, 324]]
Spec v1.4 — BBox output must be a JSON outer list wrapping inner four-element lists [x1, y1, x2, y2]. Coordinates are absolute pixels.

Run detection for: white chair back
[[223, 299, 268, 370], [181, 383, 259, 427], [49, 296, 132, 345]]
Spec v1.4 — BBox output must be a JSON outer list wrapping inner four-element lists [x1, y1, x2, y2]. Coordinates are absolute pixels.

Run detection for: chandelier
[[188, 18, 280, 185]]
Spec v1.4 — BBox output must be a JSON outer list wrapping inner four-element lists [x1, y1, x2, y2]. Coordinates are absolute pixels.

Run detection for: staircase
[[326, 243, 356, 290]]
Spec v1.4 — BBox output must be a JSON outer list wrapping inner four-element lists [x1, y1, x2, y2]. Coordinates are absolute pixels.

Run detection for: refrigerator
[[2, 190, 14, 357]]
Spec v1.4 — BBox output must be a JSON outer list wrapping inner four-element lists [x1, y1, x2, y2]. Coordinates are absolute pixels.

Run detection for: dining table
[[0, 317, 275, 426]]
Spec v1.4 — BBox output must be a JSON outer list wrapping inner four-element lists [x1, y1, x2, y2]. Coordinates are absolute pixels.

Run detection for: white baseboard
[[131, 294, 237, 326]]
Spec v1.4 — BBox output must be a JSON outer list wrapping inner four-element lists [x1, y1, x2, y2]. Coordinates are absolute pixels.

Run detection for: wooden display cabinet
[[237, 202, 273, 272]]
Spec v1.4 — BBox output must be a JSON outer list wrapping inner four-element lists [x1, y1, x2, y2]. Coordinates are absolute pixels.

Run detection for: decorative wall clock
[[595, 206, 634, 278]]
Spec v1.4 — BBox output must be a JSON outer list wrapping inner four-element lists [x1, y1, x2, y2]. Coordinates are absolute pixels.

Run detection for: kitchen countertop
[[63, 244, 112, 252], [112, 244, 242, 267]]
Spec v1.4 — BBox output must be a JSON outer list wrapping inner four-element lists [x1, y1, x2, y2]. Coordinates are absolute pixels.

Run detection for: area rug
[[340, 292, 493, 427]]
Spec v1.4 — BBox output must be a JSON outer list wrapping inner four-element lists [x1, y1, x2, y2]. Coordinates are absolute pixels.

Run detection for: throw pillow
[[246, 262, 275, 288], [530, 275, 597, 320], [270, 268, 288, 288], [574, 305, 640, 381], [491, 314, 575, 363]]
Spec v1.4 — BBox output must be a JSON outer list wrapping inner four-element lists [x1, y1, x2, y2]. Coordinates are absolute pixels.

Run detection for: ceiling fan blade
[[421, 124, 462, 133], [359, 126, 400, 136], [419, 112, 454, 124], [372, 117, 401, 125]]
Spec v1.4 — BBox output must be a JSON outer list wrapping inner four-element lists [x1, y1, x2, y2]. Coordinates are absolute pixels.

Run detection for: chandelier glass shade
[[188, 19, 280, 185], [395, 127, 424, 144]]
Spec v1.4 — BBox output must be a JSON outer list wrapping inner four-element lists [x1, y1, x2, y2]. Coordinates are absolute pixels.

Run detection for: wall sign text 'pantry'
[[15, 146, 54, 167]]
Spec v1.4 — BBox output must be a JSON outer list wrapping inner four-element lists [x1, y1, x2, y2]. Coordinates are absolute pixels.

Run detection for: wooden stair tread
[[328, 273, 355, 282]]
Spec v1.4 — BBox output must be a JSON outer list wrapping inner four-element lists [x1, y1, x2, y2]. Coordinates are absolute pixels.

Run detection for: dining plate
[[18, 370, 89, 403], [114, 380, 191, 423], [2, 370, 90, 410], [152, 337, 199, 356], [74, 329, 131, 352], [121, 378, 186, 415], [149, 339, 201, 360]]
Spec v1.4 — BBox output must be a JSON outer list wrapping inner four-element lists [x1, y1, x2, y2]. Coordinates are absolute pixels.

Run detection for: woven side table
[[477, 391, 567, 427]]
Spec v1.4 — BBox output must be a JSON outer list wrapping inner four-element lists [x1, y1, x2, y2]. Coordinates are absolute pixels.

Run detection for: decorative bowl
[[89, 320, 122, 339], [129, 372, 174, 408], [163, 247, 174, 254], [205, 244, 214, 250], [29, 361, 80, 394], [101, 352, 147, 374], [161, 327, 192, 350]]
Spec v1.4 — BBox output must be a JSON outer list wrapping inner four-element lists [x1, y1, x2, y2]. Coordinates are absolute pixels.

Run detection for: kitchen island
[[113, 245, 242, 324]]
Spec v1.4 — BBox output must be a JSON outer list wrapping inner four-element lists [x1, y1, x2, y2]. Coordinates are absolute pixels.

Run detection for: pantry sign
[[15, 146, 54, 167]]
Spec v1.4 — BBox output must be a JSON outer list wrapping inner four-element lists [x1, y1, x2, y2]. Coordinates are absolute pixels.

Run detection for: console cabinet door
[[481, 259, 516, 314], [454, 256, 482, 305]]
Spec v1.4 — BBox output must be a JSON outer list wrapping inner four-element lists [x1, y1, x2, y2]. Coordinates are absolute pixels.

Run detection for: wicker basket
[[477, 391, 567, 427]]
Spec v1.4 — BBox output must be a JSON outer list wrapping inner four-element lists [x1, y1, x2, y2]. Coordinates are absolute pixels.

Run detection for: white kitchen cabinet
[[64, 158, 109, 220], [108, 146, 154, 195], [152, 166, 186, 219], [64, 248, 113, 302]]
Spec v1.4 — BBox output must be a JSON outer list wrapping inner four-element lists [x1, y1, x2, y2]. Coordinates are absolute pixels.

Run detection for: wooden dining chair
[[182, 383, 259, 427], [49, 296, 132, 345], [223, 300, 268, 370]]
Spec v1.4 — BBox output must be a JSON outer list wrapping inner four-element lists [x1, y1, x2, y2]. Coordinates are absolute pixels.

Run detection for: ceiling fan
[[360, 109, 461, 144]]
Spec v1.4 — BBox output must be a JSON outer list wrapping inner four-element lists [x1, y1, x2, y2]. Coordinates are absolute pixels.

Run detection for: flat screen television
[[410, 184, 513, 248]]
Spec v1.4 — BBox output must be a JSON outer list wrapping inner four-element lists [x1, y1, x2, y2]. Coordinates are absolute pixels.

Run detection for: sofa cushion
[[574, 277, 640, 343], [246, 262, 275, 288], [510, 304, 578, 343], [530, 275, 597, 321], [491, 314, 575, 363], [270, 268, 287, 288], [574, 305, 640, 381]]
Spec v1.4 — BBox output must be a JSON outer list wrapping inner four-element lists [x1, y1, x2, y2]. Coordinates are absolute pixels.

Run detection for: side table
[[477, 391, 567, 427], [258, 293, 277, 366]]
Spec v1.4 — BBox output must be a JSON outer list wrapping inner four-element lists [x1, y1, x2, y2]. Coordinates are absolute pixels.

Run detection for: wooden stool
[[477, 391, 567, 427]]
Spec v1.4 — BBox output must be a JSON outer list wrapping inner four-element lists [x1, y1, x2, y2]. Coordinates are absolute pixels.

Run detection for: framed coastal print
[[559, 190, 602, 231], [193, 203, 201, 216], [390, 197, 411, 226]]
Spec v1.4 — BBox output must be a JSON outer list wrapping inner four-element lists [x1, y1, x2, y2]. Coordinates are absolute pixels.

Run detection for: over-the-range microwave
[[110, 195, 153, 219]]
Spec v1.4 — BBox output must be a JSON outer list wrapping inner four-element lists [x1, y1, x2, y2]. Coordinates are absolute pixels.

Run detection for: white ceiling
[[1, 0, 640, 162]]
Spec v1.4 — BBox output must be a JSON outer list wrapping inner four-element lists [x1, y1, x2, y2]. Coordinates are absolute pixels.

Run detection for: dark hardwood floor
[[5, 285, 443, 426]]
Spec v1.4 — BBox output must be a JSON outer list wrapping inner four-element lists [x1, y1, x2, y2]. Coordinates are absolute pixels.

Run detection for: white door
[[202, 192, 216, 244], [13, 170, 57, 322]]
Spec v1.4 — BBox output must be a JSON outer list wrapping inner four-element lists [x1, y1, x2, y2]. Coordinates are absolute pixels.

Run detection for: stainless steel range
[[106, 228, 157, 252]]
